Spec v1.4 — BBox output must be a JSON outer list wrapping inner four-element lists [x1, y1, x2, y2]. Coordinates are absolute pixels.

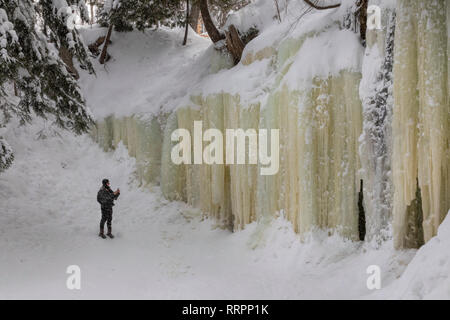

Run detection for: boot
[[99, 228, 106, 239], [107, 227, 114, 239]]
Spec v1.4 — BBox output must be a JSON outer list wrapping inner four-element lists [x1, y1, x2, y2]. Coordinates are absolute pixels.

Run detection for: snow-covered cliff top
[[79, 26, 212, 119], [79, 0, 365, 118]]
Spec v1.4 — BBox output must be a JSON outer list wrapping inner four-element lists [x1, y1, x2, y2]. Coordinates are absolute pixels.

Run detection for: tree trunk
[[274, 0, 281, 22], [199, 0, 224, 43], [183, 0, 189, 46], [90, 1, 94, 25], [225, 25, 245, 64], [99, 24, 113, 64], [189, 2, 200, 32], [199, 0, 247, 65], [59, 46, 80, 79], [13, 81, 18, 97], [357, 0, 368, 44]]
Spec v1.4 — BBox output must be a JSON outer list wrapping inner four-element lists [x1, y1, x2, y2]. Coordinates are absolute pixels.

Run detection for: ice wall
[[93, 115, 163, 188], [392, 0, 449, 248], [226, 97, 261, 230], [176, 96, 234, 228], [298, 73, 363, 239], [169, 27, 364, 239], [160, 112, 187, 201], [93, 26, 365, 239], [257, 74, 363, 239], [175, 95, 259, 230], [91, 0, 449, 248], [257, 26, 364, 239], [134, 116, 163, 186]]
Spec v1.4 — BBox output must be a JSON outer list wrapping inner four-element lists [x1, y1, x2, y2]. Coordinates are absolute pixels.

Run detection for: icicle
[[224, 94, 260, 230], [96, 116, 114, 152], [177, 104, 202, 208], [256, 71, 363, 240], [134, 115, 163, 186], [393, 0, 449, 248], [177, 95, 234, 229], [200, 94, 233, 228], [161, 112, 186, 201]]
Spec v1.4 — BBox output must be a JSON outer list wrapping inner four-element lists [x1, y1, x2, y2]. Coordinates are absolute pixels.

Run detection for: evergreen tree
[[97, 0, 185, 64], [98, 0, 185, 32], [39, 0, 94, 75], [0, 0, 93, 172], [208, 0, 250, 28], [0, 135, 13, 172]]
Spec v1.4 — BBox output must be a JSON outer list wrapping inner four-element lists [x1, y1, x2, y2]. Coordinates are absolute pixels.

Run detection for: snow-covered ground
[[372, 211, 450, 299], [0, 121, 420, 299]]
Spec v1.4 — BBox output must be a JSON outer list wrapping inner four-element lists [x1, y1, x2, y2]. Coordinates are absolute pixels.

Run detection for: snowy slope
[[0, 121, 417, 299], [79, 1, 362, 118], [79, 26, 217, 119], [371, 211, 450, 299]]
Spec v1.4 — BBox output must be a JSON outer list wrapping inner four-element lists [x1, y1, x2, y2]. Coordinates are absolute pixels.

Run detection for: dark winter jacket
[[97, 186, 120, 211]]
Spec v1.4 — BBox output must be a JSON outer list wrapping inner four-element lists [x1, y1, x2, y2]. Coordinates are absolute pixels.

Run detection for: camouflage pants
[[100, 209, 113, 231]]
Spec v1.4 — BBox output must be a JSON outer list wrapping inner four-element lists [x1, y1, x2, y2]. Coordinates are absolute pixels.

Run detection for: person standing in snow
[[97, 179, 120, 239]]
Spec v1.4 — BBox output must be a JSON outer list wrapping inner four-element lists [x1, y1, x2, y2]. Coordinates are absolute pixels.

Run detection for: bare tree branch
[[274, 0, 282, 22], [99, 24, 113, 64], [303, 0, 340, 10]]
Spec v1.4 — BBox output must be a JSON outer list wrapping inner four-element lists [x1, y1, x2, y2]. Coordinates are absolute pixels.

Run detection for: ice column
[[359, 4, 396, 243], [223, 94, 260, 230], [161, 112, 186, 201], [393, 0, 449, 248]]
